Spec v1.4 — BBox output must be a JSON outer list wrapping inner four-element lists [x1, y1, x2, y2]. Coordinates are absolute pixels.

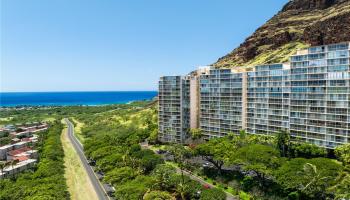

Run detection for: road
[[64, 118, 109, 200]]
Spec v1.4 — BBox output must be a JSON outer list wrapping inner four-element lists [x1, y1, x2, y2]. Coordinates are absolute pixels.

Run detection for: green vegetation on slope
[[245, 42, 309, 66], [216, 42, 309, 69]]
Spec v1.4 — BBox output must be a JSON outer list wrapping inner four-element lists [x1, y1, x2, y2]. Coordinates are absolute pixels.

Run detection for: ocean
[[0, 91, 158, 107]]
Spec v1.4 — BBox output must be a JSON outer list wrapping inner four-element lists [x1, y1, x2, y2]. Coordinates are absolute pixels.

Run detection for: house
[[0, 145, 14, 160], [0, 159, 37, 179]]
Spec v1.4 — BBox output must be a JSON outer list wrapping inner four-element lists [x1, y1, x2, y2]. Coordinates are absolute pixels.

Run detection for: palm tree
[[175, 182, 189, 200], [10, 159, 19, 177], [328, 165, 350, 199], [189, 128, 202, 140], [301, 163, 331, 198], [276, 129, 290, 157], [0, 161, 10, 178], [166, 144, 190, 185], [122, 150, 129, 167], [188, 128, 203, 145]]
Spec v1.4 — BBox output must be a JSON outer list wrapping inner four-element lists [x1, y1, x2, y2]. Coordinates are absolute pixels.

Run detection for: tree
[[162, 174, 202, 200], [151, 164, 176, 190], [95, 153, 124, 172], [115, 175, 155, 200], [195, 137, 236, 174], [231, 130, 275, 148], [232, 144, 280, 187], [176, 182, 189, 200], [289, 142, 327, 158], [241, 176, 255, 192], [9, 160, 19, 177], [148, 128, 159, 144], [166, 144, 191, 185], [238, 191, 252, 200], [200, 188, 226, 200], [143, 190, 174, 200], [328, 165, 350, 200], [301, 163, 332, 198], [274, 157, 342, 199], [189, 128, 202, 140], [183, 179, 202, 199], [0, 123, 69, 200], [90, 146, 122, 160], [0, 161, 10, 178], [276, 129, 290, 157], [274, 158, 308, 192], [104, 167, 136, 185], [133, 149, 163, 173], [335, 143, 350, 165]]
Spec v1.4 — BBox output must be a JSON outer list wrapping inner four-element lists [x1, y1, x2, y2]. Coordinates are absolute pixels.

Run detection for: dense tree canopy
[[335, 143, 350, 164], [143, 190, 174, 200], [77, 103, 211, 200], [200, 188, 226, 200], [0, 122, 69, 200], [3, 101, 348, 200], [232, 144, 281, 187], [289, 142, 327, 159], [274, 157, 342, 199], [194, 137, 236, 174]]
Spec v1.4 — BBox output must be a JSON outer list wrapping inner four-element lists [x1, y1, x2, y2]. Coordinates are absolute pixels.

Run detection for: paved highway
[[64, 118, 109, 200]]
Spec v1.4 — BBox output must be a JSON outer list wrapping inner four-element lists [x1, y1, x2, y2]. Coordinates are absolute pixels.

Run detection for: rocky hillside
[[214, 0, 350, 69]]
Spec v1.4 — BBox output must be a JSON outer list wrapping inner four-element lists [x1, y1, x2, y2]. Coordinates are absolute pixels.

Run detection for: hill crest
[[214, 0, 350, 68]]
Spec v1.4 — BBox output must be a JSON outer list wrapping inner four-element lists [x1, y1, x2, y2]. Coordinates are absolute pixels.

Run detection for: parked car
[[88, 159, 96, 166], [156, 149, 167, 154], [202, 162, 210, 167]]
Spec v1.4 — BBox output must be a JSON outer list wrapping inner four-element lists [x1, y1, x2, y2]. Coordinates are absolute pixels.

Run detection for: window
[[328, 58, 349, 65], [327, 50, 349, 58]]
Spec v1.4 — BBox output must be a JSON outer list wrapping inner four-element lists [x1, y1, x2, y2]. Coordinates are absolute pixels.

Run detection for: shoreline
[[0, 91, 157, 108], [0, 100, 154, 109]]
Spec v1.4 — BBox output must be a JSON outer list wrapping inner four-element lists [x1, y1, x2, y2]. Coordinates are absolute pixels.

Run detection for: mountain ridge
[[214, 0, 350, 69]]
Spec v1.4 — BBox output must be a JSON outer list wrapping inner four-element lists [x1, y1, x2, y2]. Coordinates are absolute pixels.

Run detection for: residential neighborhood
[[0, 122, 48, 178]]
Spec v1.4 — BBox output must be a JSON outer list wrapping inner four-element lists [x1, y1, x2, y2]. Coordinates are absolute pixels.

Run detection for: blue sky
[[1, 0, 288, 92]]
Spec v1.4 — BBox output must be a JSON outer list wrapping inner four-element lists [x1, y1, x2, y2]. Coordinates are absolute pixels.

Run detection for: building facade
[[158, 42, 350, 148], [158, 76, 189, 143], [246, 64, 290, 135], [199, 68, 246, 138], [289, 43, 350, 148]]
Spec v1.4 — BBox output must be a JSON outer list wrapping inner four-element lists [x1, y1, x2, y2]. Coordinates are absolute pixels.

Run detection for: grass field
[[0, 117, 13, 121], [61, 121, 98, 200], [43, 117, 56, 122], [71, 118, 85, 143]]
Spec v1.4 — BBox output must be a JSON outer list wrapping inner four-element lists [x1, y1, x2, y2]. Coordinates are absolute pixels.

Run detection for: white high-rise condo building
[[289, 43, 350, 148], [158, 42, 350, 148], [158, 76, 190, 143]]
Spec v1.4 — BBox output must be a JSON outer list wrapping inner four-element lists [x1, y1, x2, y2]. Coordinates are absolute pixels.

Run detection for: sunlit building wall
[[158, 42, 350, 148]]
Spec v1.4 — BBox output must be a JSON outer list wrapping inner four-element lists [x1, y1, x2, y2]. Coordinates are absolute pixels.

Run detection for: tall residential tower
[[158, 42, 350, 148], [289, 43, 350, 148], [158, 76, 190, 143]]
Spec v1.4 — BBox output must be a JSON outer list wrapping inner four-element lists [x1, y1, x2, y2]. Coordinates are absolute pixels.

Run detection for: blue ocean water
[[0, 91, 157, 107]]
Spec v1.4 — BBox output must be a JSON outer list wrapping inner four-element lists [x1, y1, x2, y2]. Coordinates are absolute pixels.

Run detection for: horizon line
[[0, 90, 158, 93]]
